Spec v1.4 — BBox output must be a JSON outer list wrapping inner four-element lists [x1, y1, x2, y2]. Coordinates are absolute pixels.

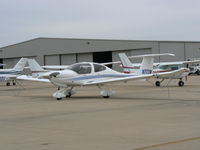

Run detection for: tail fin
[[139, 56, 154, 75], [27, 59, 45, 77], [13, 58, 27, 71], [119, 53, 137, 74], [118, 53, 175, 75], [135, 53, 174, 75]]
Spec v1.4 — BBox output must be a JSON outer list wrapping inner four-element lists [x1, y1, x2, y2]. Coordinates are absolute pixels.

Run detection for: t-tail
[[119, 53, 175, 75], [27, 59, 46, 78], [13, 58, 28, 71]]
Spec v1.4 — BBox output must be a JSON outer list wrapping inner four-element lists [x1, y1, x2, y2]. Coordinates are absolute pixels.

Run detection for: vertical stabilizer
[[119, 53, 137, 74], [13, 58, 27, 71], [118, 53, 175, 75], [28, 59, 45, 77], [139, 56, 154, 75]]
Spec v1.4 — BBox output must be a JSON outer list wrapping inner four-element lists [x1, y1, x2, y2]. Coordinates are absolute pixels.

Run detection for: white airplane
[[20, 54, 171, 100], [0, 58, 27, 86], [118, 53, 200, 87]]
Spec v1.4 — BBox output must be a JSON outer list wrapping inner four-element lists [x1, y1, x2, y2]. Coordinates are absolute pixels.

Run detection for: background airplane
[[118, 53, 200, 87], [0, 58, 27, 86]]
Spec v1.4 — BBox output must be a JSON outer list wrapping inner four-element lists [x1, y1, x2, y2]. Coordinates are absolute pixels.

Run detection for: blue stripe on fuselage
[[69, 74, 134, 81]]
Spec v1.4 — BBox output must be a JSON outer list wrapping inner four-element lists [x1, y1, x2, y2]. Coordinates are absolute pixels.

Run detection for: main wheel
[[178, 81, 184, 87], [103, 96, 110, 98], [196, 70, 200, 75], [6, 82, 10, 86], [155, 81, 160, 87], [66, 93, 71, 98], [13, 82, 16, 86]]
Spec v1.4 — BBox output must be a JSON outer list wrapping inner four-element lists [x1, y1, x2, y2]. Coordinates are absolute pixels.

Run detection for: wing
[[83, 74, 152, 85], [17, 75, 50, 82], [0, 74, 17, 80], [101, 61, 121, 65], [154, 68, 189, 78], [42, 65, 69, 70]]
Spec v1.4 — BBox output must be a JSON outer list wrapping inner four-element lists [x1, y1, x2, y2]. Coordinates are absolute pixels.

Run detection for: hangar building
[[0, 37, 200, 71]]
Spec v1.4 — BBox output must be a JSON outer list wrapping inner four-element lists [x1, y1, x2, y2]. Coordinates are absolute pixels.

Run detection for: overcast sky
[[1, 0, 200, 47]]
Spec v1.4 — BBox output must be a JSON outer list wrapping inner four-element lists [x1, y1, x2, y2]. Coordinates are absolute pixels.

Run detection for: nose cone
[[56, 69, 78, 78], [41, 69, 78, 79]]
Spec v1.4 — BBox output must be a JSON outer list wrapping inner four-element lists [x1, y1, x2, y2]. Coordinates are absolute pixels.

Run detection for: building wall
[[0, 38, 200, 69]]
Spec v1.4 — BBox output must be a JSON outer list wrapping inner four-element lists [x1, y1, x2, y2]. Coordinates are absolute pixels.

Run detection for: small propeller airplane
[[0, 58, 27, 86], [19, 53, 172, 100], [118, 53, 200, 87]]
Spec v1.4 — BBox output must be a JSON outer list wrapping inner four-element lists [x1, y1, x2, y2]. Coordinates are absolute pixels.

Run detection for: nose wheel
[[178, 80, 184, 87], [53, 87, 75, 100]]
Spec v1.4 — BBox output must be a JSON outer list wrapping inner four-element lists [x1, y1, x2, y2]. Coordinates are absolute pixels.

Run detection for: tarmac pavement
[[0, 76, 200, 150]]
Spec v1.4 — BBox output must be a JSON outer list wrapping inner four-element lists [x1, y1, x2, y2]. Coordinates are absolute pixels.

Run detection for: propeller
[[49, 72, 60, 78], [41, 72, 60, 79]]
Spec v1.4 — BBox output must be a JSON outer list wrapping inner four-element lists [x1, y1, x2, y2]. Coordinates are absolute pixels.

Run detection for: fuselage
[[47, 62, 137, 87]]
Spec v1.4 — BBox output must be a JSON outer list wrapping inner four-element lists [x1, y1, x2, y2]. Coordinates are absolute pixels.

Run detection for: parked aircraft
[[118, 53, 200, 87], [21, 54, 172, 100], [0, 58, 27, 86]]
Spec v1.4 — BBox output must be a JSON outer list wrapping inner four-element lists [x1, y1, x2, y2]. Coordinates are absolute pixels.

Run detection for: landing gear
[[66, 93, 71, 98], [155, 79, 164, 87], [103, 96, 110, 98], [178, 80, 184, 87], [100, 89, 113, 98], [53, 87, 75, 100], [155, 81, 160, 87]]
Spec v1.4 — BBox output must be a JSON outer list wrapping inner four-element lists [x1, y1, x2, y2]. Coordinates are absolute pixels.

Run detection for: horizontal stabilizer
[[128, 53, 175, 59]]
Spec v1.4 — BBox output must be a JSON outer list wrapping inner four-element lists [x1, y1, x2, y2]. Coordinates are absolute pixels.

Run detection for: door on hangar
[[93, 51, 112, 68], [44, 55, 60, 65], [0, 59, 3, 69]]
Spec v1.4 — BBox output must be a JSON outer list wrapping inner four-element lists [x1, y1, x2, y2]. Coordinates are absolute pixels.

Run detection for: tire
[[57, 98, 62, 100], [103, 96, 110, 98], [13, 82, 16, 86], [6, 82, 10, 86], [66, 94, 71, 98], [178, 81, 184, 87], [155, 81, 160, 87], [196, 70, 200, 75]]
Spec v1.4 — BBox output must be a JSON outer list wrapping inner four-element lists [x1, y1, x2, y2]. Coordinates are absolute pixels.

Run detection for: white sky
[[1, 0, 200, 47]]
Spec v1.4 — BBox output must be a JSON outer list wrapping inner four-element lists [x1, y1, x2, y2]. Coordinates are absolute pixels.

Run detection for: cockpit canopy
[[155, 64, 181, 70], [68, 63, 106, 74]]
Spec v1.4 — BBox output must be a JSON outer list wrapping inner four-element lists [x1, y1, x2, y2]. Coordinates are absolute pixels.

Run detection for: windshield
[[94, 64, 106, 72], [157, 65, 180, 70], [69, 63, 92, 74]]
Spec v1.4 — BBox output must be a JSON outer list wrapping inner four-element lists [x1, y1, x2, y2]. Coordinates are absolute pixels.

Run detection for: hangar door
[[0, 59, 2, 69], [44, 55, 60, 65], [61, 54, 76, 65], [3, 58, 22, 69], [77, 53, 92, 62], [93, 51, 112, 68]]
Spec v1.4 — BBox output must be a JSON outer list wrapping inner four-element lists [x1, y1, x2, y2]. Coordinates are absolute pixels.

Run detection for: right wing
[[154, 68, 189, 79], [17, 75, 50, 82], [42, 65, 69, 70]]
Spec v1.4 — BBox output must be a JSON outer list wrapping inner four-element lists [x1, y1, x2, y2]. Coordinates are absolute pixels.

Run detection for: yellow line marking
[[133, 136, 200, 150]]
